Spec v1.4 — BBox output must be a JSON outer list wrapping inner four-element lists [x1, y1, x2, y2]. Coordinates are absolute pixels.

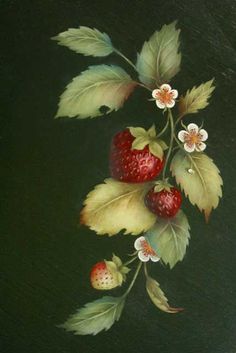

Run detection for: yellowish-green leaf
[[56, 65, 137, 119], [136, 21, 181, 88], [61, 296, 125, 335], [170, 150, 223, 221], [80, 178, 156, 236], [178, 79, 215, 117], [146, 210, 190, 269], [129, 125, 167, 159], [148, 141, 164, 159], [146, 275, 183, 313], [52, 26, 114, 57]]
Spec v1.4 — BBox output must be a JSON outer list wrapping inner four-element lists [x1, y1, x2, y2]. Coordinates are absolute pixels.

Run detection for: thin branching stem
[[114, 48, 137, 71], [162, 108, 175, 180], [123, 261, 142, 298]]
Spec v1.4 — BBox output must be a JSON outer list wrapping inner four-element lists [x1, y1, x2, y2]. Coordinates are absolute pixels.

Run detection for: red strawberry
[[110, 125, 167, 183], [90, 255, 130, 290], [145, 181, 182, 218]]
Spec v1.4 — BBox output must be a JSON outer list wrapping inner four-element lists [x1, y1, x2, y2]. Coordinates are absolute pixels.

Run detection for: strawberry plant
[[52, 22, 222, 335]]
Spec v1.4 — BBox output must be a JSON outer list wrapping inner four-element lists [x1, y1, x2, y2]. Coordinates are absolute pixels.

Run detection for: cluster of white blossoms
[[152, 84, 208, 153]]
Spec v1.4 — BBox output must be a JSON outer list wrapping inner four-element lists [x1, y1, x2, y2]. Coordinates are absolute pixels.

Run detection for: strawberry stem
[[123, 255, 138, 267], [157, 117, 169, 137], [123, 261, 142, 297], [162, 108, 175, 180]]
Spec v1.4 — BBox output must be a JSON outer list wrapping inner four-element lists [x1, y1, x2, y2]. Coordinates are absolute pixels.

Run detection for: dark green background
[[1, 1, 236, 352]]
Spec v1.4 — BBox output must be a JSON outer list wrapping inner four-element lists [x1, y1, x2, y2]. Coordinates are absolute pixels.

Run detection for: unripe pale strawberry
[[90, 254, 130, 290]]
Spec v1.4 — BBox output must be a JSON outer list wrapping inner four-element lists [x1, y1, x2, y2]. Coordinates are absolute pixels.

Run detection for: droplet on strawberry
[[145, 182, 182, 218], [90, 255, 130, 290], [109, 126, 167, 183]]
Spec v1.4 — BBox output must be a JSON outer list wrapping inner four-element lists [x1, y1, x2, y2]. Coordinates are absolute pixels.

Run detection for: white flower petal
[[187, 123, 199, 134], [156, 100, 166, 109], [166, 100, 175, 108], [138, 251, 150, 262], [134, 236, 145, 251], [196, 142, 206, 152], [170, 89, 178, 99], [150, 254, 160, 262], [152, 89, 161, 99], [160, 83, 171, 92], [184, 142, 196, 153], [199, 129, 208, 142], [178, 130, 188, 142]]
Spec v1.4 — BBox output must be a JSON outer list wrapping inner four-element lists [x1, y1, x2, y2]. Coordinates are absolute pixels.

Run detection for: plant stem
[[157, 117, 169, 137], [162, 108, 175, 180], [123, 256, 138, 267], [144, 263, 148, 277], [174, 114, 184, 128], [123, 261, 142, 297], [114, 48, 137, 71], [137, 82, 152, 92]]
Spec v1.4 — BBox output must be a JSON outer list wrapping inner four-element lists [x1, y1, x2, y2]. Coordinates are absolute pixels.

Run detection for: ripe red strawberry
[[145, 182, 182, 218], [90, 255, 130, 290], [110, 126, 167, 183]]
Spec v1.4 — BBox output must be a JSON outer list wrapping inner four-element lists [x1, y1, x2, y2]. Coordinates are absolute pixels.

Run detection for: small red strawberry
[[110, 125, 167, 183], [145, 180, 182, 218], [90, 254, 130, 290]]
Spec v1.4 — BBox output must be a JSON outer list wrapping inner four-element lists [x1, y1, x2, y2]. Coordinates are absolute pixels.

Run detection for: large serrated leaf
[[80, 178, 156, 236], [56, 65, 137, 119], [61, 296, 125, 335], [52, 26, 114, 57], [146, 275, 183, 313], [146, 210, 190, 269], [170, 150, 223, 221], [136, 21, 181, 88], [178, 79, 215, 117]]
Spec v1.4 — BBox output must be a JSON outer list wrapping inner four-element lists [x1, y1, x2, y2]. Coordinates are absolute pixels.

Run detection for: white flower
[[152, 84, 178, 109], [134, 236, 160, 262], [178, 123, 208, 153]]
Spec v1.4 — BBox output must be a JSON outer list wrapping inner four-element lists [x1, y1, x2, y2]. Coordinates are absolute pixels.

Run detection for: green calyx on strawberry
[[145, 179, 182, 218], [129, 125, 168, 159], [90, 254, 130, 290], [110, 125, 168, 183]]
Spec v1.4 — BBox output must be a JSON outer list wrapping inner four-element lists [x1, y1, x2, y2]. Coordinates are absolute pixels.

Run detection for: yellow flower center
[[141, 240, 156, 256], [156, 89, 173, 105], [185, 132, 201, 145]]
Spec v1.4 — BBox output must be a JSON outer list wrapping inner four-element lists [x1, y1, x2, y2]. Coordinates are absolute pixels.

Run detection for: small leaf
[[136, 21, 181, 88], [56, 65, 137, 119], [146, 210, 190, 269], [170, 150, 223, 221], [52, 26, 114, 57], [61, 296, 125, 335], [148, 141, 164, 159], [146, 276, 183, 313], [178, 79, 215, 117], [80, 178, 156, 236]]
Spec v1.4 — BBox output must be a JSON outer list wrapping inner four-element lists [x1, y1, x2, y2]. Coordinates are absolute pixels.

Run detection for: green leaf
[[129, 125, 167, 159], [136, 21, 181, 88], [146, 210, 190, 269], [56, 65, 137, 119], [178, 79, 215, 117], [80, 178, 156, 236], [170, 150, 223, 221], [52, 26, 114, 57], [61, 296, 125, 335], [146, 276, 183, 313]]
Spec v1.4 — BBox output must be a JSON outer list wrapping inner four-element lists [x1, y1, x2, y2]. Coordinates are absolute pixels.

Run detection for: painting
[[1, 1, 236, 352]]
